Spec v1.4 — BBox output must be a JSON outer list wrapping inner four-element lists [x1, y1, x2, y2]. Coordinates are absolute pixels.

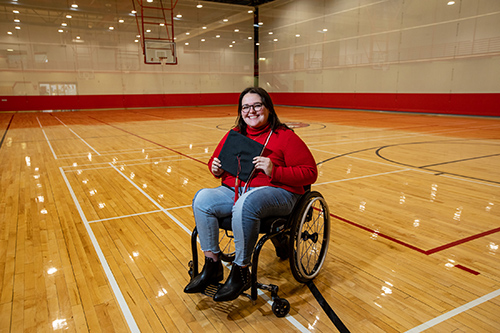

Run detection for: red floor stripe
[[454, 264, 480, 275], [330, 213, 500, 257], [330, 213, 427, 254], [89, 116, 206, 165]]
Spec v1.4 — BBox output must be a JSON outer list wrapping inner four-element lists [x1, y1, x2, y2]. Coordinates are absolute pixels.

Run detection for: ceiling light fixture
[[447, 1, 455, 4]]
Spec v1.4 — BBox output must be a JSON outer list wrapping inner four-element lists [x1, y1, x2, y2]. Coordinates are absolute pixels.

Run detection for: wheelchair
[[186, 186, 331, 317]]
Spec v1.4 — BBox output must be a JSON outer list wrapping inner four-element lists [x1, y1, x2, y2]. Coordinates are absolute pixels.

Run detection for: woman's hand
[[253, 156, 273, 177], [211, 157, 224, 176]]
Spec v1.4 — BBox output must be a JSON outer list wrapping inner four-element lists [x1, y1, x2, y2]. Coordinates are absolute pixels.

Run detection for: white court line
[[308, 123, 500, 147], [312, 147, 500, 188], [314, 169, 411, 186], [109, 163, 193, 235], [59, 167, 140, 332], [109, 162, 311, 332], [37, 117, 58, 159], [88, 205, 192, 224], [60, 153, 212, 173], [54, 116, 101, 156], [405, 288, 500, 333], [441, 174, 500, 188]]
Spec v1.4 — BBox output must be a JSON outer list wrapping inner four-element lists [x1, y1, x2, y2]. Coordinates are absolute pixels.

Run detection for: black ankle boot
[[184, 257, 223, 294], [213, 264, 251, 302]]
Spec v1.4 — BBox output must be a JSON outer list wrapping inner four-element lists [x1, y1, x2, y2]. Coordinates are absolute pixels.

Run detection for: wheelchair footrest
[[201, 283, 222, 298]]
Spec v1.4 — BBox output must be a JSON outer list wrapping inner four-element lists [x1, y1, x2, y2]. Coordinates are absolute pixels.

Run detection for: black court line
[[375, 141, 500, 185], [0, 114, 15, 150], [316, 139, 500, 185], [307, 281, 351, 333], [88, 116, 206, 165]]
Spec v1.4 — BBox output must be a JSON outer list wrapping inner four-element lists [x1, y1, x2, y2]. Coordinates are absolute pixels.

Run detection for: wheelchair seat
[[218, 214, 289, 235], [186, 187, 330, 317]]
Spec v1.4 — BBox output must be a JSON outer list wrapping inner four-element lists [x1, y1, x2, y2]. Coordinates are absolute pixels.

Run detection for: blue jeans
[[192, 186, 300, 266]]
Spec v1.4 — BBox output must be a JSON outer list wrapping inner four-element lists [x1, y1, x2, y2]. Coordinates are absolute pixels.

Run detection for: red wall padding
[[1, 92, 498, 116], [270, 93, 500, 117]]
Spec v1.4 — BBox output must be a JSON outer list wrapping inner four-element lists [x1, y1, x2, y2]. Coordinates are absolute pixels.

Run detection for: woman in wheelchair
[[184, 87, 318, 302]]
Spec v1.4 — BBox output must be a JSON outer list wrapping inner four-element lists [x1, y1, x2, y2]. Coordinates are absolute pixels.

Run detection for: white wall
[[0, 0, 499, 96], [259, 0, 500, 93]]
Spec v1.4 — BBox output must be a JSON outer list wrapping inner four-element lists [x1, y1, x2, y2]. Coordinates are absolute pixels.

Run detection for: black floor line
[[0, 114, 15, 150], [307, 281, 351, 333]]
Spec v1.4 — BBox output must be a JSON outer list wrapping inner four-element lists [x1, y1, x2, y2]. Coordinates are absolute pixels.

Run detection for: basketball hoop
[[159, 56, 171, 66], [132, 0, 179, 65]]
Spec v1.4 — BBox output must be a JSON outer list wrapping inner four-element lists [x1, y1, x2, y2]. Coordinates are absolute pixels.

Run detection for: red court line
[[331, 213, 500, 256], [426, 227, 500, 254], [89, 116, 206, 165], [454, 264, 480, 275], [330, 213, 427, 254]]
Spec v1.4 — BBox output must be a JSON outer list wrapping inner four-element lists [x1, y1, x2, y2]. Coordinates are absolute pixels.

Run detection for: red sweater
[[209, 124, 317, 194]]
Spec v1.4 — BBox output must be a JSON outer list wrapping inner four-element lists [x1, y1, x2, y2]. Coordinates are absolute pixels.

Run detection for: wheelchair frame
[[187, 188, 330, 317]]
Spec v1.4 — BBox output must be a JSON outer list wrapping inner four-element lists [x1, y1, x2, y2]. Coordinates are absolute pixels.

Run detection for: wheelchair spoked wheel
[[289, 191, 330, 283], [218, 229, 236, 262]]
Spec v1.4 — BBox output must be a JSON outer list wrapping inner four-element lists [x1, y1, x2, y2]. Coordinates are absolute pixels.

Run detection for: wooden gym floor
[[0, 106, 499, 332]]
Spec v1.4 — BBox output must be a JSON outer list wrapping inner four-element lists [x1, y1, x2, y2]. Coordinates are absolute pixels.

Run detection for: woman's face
[[241, 93, 270, 129]]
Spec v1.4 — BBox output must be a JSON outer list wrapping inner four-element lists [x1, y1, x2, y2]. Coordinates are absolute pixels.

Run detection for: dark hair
[[235, 87, 289, 135]]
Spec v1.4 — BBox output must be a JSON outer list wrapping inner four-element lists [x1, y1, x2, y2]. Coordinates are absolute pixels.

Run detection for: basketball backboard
[[144, 40, 177, 65]]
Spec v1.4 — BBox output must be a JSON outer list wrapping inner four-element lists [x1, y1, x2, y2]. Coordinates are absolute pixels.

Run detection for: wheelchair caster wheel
[[272, 298, 290, 318]]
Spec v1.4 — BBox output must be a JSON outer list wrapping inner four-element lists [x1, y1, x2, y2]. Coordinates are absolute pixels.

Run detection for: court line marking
[[314, 169, 411, 186], [53, 115, 101, 156], [90, 116, 205, 165], [60, 153, 210, 171], [59, 167, 140, 332], [37, 117, 58, 159], [88, 205, 192, 224], [308, 123, 500, 148], [0, 114, 14, 149], [109, 162, 312, 332], [405, 288, 500, 333], [46, 118, 140, 332], [55, 112, 500, 331], [313, 146, 500, 188], [441, 174, 500, 188]]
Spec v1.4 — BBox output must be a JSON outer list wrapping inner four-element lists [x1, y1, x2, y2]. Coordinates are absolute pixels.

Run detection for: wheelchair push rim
[[289, 191, 330, 283]]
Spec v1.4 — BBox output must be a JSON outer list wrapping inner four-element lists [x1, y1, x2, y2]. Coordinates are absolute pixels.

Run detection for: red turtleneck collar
[[246, 123, 271, 137]]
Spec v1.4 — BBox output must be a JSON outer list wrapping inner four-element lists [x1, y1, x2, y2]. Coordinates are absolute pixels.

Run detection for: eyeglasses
[[241, 103, 264, 113]]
